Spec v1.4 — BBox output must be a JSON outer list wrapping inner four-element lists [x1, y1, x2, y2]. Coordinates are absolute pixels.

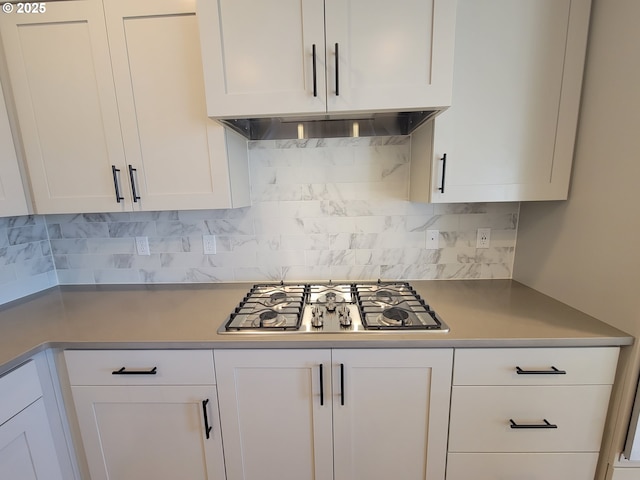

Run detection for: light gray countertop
[[0, 280, 632, 375]]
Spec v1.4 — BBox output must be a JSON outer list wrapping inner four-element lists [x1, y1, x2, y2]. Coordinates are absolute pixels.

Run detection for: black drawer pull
[[509, 419, 557, 429], [202, 399, 212, 439], [340, 363, 345, 406], [516, 366, 566, 375], [319, 364, 324, 406], [112, 366, 157, 375]]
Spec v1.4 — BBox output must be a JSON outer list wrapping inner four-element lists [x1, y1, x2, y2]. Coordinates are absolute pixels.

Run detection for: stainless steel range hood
[[218, 110, 439, 141]]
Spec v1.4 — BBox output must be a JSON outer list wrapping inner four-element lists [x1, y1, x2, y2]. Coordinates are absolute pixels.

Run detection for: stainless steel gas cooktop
[[220, 281, 449, 334]]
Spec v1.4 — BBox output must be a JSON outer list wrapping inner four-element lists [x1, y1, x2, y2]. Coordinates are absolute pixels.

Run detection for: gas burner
[[220, 282, 449, 333], [253, 310, 287, 328], [380, 307, 410, 326]]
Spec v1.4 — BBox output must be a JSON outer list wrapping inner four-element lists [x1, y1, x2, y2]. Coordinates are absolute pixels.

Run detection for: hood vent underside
[[218, 110, 438, 141]]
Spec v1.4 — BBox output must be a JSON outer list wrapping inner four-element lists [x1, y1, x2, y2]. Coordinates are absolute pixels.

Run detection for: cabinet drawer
[[65, 350, 215, 386], [449, 385, 611, 452], [453, 347, 619, 385], [447, 452, 598, 480], [0, 361, 42, 425]]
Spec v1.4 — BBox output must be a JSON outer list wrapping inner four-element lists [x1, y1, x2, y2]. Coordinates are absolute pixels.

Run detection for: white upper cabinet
[[0, 79, 29, 217], [198, 0, 327, 117], [103, 0, 250, 211], [0, 0, 127, 214], [0, 0, 249, 214], [197, 0, 456, 118], [324, 0, 455, 113], [410, 0, 591, 203]]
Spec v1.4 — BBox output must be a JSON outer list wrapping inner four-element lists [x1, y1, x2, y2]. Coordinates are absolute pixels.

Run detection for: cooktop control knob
[[338, 306, 352, 327], [311, 306, 324, 328]]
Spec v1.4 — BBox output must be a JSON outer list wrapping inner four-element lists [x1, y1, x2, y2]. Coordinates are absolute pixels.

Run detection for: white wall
[[513, 0, 640, 477]]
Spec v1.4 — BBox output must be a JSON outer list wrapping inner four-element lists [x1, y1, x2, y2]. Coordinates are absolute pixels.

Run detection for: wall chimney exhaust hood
[[217, 110, 442, 141]]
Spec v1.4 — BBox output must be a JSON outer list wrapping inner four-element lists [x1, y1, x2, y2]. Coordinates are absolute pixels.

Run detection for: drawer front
[[0, 361, 42, 425], [453, 347, 619, 386], [447, 452, 598, 480], [449, 385, 611, 452], [65, 350, 215, 386]]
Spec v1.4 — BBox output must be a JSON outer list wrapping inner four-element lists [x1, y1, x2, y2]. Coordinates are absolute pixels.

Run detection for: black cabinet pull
[[335, 43, 340, 96], [112, 166, 124, 203], [438, 154, 447, 193], [111, 366, 157, 375], [516, 366, 567, 375], [340, 363, 345, 406], [312, 44, 318, 97], [202, 399, 212, 439], [319, 364, 324, 405], [509, 419, 557, 429], [128, 165, 141, 202]]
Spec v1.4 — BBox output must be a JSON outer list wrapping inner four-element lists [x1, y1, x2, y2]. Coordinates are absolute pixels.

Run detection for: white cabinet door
[[324, 0, 455, 113], [198, 0, 327, 117], [214, 349, 334, 480], [0, 79, 29, 217], [410, 0, 591, 203], [71, 385, 225, 480], [0, 0, 128, 214], [0, 398, 64, 480], [332, 349, 452, 480], [104, 0, 249, 211]]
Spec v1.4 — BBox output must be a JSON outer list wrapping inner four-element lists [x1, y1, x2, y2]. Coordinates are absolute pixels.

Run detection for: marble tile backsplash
[[0, 215, 57, 304], [0, 137, 519, 297]]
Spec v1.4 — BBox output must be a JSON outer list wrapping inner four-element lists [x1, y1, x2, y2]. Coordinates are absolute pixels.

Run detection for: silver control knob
[[338, 306, 352, 327], [311, 307, 324, 328]]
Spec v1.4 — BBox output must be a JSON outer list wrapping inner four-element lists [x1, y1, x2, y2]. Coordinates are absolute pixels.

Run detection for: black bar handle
[[202, 399, 212, 439], [319, 364, 324, 405], [128, 165, 141, 202], [312, 44, 318, 97], [112, 166, 124, 203], [509, 419, 558, 429], [438, 154, 447, 193], [340, 363, 345, 406], [335, 43, 339, 96], [516, 366, 567, 375], [112, 366, 157, 375]]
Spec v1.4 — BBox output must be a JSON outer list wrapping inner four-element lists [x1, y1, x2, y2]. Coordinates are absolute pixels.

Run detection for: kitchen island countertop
[[0, 280, 632, 375]]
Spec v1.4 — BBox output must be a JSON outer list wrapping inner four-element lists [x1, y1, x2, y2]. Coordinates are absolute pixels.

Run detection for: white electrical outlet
[[135, 236, 150, 256], [426, 229, 439, 249], [476, 228, 491, 249], [203, 235, 216, 255]]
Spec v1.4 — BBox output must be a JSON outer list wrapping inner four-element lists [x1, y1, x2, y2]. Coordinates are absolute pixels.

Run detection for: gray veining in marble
[[0, 137, 519, 297]]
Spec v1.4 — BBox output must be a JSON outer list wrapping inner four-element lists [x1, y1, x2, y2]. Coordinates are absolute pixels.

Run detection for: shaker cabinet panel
[[0, 0, 127, 213], [449, 384, 612, 453], [0, 398, 64, 480], [324, 0, 455, 113], [410, 0, 591, 203], [104, 0, 249, 211], [0, 79, 29, 217], [332, 349, 452, 480], [198, 0, 327, 117], [70, 385, 225, 480], [198, 0, 455, 118], [215, 349, 334, 480]]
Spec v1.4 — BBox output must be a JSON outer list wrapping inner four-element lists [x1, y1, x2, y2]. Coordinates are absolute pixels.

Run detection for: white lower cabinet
[[214, 348, 453, 480], [64, 350, 225, 480], [0, 361, 63, 480], [446, 347, 620, 480], [447, 453, 598, 480]]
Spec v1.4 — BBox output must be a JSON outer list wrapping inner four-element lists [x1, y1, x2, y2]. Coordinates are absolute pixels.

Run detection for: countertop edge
[[2, 336, 632, 377]]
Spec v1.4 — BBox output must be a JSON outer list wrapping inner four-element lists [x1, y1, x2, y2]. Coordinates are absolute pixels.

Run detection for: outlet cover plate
[[203, 235, 216, 255], [135, 236, 150, 256], [476, 228, 491, 249]]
